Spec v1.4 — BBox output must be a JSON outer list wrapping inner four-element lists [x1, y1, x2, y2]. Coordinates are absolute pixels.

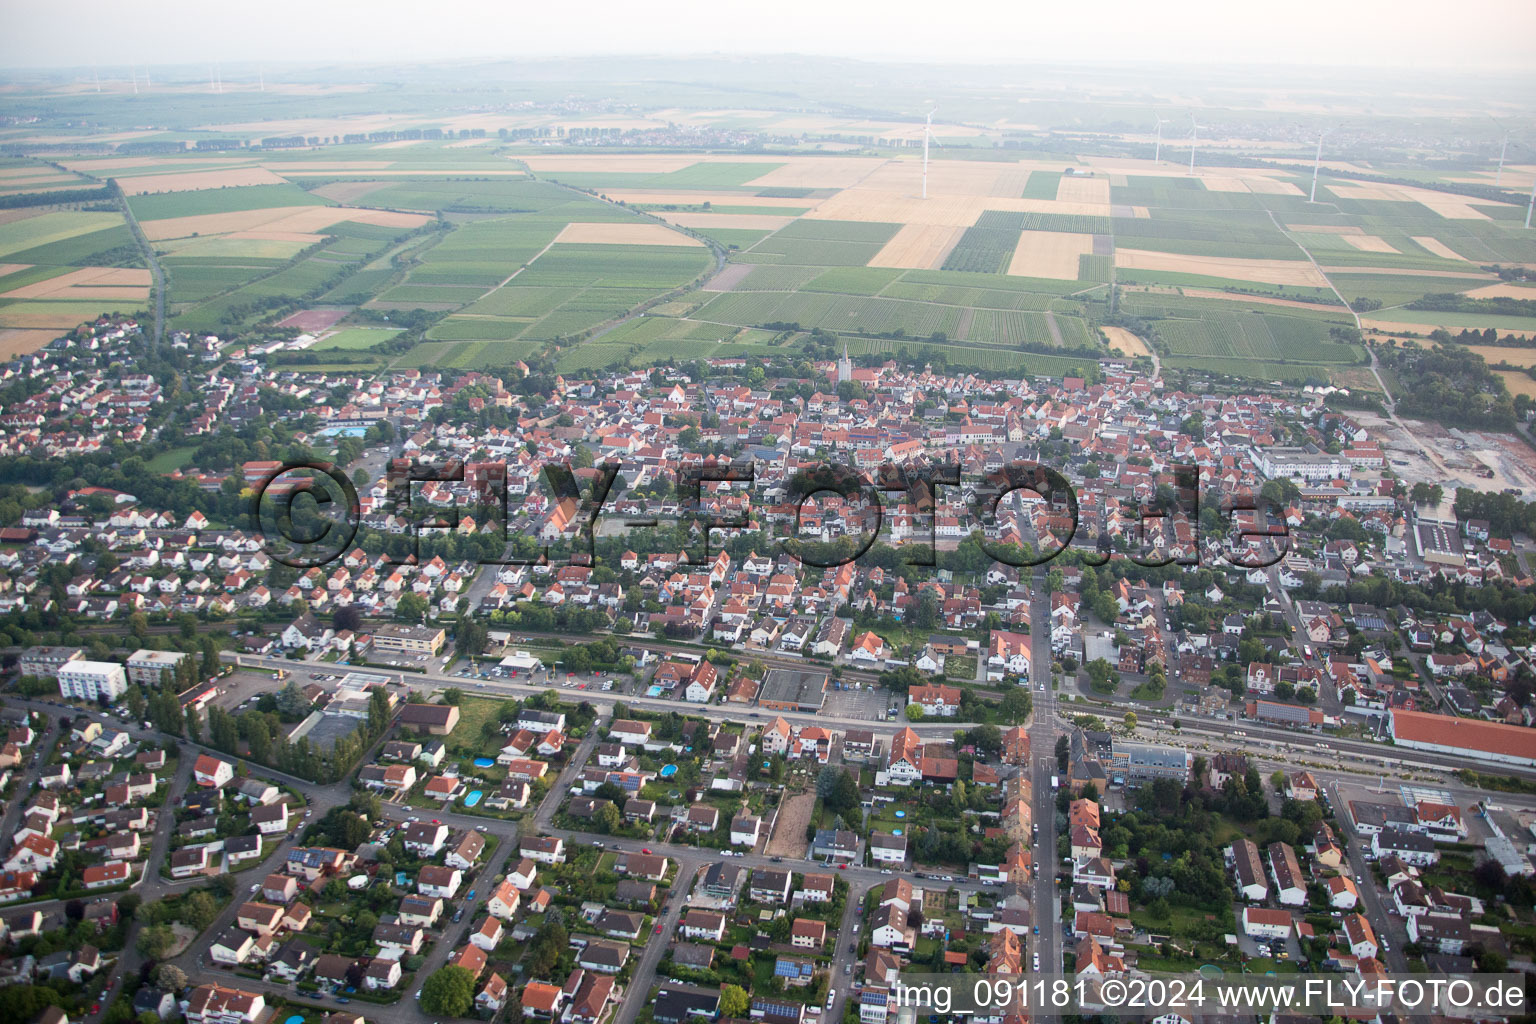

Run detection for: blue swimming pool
[[659, 764, 678, 778], [464, 790, 484, 807], [473, 757, 495, 768]]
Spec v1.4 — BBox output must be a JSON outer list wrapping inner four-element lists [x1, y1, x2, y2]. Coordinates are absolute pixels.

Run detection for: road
[[1028, 572, 1060, 1022]]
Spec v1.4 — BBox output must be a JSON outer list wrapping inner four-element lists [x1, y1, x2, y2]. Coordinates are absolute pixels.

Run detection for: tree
[[419, 965, 477, 1017], [155, 963, 188, 991], [136, 923, 177, 959], [594, 802, 621, 835], [1122, 712, 1137, 733], [904, 704, 924, 722], [1000, 687, 1032, 725], [719, 985, 750, 1018], [180, 890, 219, 930]]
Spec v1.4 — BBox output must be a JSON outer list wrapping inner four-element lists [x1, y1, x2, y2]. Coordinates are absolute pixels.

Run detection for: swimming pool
[[659, 764, 678, 778], [473, 757, 495, 768], [464, 789, 484, 807]]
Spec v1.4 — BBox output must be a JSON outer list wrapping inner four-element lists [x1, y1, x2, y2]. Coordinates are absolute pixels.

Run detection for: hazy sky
[[3, 0, 1534, 72]]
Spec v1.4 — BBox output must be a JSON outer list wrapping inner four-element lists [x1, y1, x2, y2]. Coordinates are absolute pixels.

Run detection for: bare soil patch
[[1101, 326, 1151, 358], [0, 328, 59, 357], [703, 264, 756, 292], [277, 308, 349, 331], [1411, 237, 1469, 261], [765, 790, 815, 857], [1343, 235, 1401, 254], [656, 212, 794, 231]]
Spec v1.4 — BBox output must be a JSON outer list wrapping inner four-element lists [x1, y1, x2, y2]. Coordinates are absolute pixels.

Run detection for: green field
[[1154, 312, 1362, 364], [0, 211, 127, 259], [313, 328, 403, 350], [128, 183, 330, 221]]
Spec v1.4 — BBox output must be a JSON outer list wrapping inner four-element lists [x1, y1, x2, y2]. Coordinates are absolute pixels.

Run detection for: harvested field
[[1321, 265, 1491, 278], [1326, 181, 1501, 220], [1114, 248, 1329, 288], [1006, 230, 1094, 280], [1288, 224, 1364, 234], [866, 223, 966, 270], [603, 190, 823, 209], [1343, 235, 1401, 254], [551, 222, 701, 246], [1102, 326, 1152, 359], [310, 181, 391, 203], [141, 205, 428, 240], [1497, 370, 1536, 399], [742, 157, 884, 190], [520, 154, 701, 173], [0, 328, 59, 357], [655, 212, 795, 231], [445, 138, 493, 148], [114, 167, 288, 194], [1465, 346, 1536, 367], [1411, 236, 1468, 261], [1245, 177, 1304, 196], [702, 264, 755, 292], [277, 308, 349, 331], [371, 140, 423, 149], [1464, 283, 1536, 300], [858, 159, 1031, 198], [1364, 318, 1536, 339], [806, 190, 1117, 228], [1, 266, 150, 299], [1056, 176, 1110, 204], [224, 230, 327, 244], [0, 263, 30, 277], [1169, 287, 1346, 313]]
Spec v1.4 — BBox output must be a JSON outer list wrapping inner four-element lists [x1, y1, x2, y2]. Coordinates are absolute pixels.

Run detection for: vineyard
[[941, 223, 1023, 273], [1154, 312, 1363, 364]]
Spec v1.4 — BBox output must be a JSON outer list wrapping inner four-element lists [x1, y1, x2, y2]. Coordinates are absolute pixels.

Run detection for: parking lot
[[823, 686, 890, 721]]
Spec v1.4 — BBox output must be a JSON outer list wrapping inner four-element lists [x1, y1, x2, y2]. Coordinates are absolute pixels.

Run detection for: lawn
[[313, 328, 403, 350]]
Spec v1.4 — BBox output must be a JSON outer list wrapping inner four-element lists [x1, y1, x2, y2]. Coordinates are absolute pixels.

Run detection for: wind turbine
[[1187, 115, 1199, 176], [1491, 118, 1513, 187], [921, 109, 940, 200], [1308, 127, 1331, 204], [1153, 115, 1169, 164]]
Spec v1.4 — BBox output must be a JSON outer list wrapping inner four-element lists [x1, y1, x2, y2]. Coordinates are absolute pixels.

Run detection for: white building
[[57, 661, 128, 702]]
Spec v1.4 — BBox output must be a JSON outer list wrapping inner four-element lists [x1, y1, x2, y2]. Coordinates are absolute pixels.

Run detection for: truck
[[1050, 775, 1059, 790]]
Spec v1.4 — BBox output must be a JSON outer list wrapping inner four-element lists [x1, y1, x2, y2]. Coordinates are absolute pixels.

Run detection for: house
[[521, 982, 565, 1019], [681, 909, 726, 941], [364, 958, 402, 991], [563, 969, 615, 1024], [469, 916, 503, 952], [520, 836, 565, 864], [1241, 907, 1293, 940], [1343, 913, 1378, 959], [183, 984, 265, 1024], [417, 865, 463, 899], [652, 984, 720, 1024], [210, 928, 258, 966], [789, 918, 826, 950], [192, 755, 235, 788], [403, 822, 450, 857], [262, 874, 300, 903], [397, 703, 460, 736], [475, 973, 509, 1015], [1268, 843, 1307, 907], [250, 803, 289, 835], [1228, 840, 1268, 902], [488, 880, 522, 920], [730, 814, 762, 847], [1371, 828, 1439, 867], [576, 940, 631, 974], [749, 868, 793, 904], [869, 831, 907, 865], [908, 683, 962, 717]]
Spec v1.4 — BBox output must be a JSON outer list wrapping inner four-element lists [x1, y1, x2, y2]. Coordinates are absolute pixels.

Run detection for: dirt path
[[1044, 310, 1064, 346]]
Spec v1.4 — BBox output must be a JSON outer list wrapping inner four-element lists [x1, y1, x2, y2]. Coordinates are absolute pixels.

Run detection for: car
[[415, 991, 423, 1000], [432, 819, 441, 825], [467, 889, 476, 900], [844, 965, 852, 976], [475, 825, 487, 832], [880, 868, 892, 875], [654, 922, 664, 934], [1033, 925, 1039, 935], [642, 848, 652, 855], [593, 841, 604, 848], [336, 998, 351, 1005], [771, 856, 782, 863], [91, 1005, 100, 1014], [827, 994, 836, 1010], [1032, 956, 1040, 970], [250, 883, 260, 893], [848, 943, 855, 953], [838, 863, 847, 870]]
